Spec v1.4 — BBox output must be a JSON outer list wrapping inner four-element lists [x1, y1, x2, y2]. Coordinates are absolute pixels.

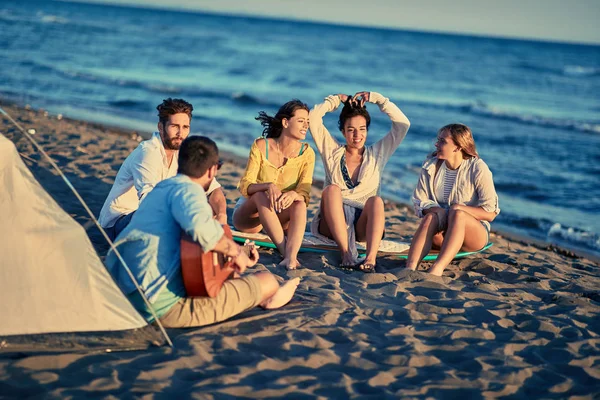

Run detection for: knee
[[449, 207, 466, 218], [291, 199, 307, 212], [255, 272, 279, 299], [365, 196, 384, 211], [251, 191, 269, 206], [322, 184, 342, 199], [422, 212, 438, 225], [448, 208, 468, 223]]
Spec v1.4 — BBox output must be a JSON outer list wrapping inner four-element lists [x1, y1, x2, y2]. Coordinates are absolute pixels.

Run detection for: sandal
[[339, 261, 376, 273], [355, 262, 376, 273]]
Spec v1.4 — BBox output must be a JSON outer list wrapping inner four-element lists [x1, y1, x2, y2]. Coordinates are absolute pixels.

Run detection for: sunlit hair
[[338, 99, 371, 132], [434, 123, 478, 159], [177, 136, 219, 178], [256, 100, 309, 139], [157, 98, 193, 125]]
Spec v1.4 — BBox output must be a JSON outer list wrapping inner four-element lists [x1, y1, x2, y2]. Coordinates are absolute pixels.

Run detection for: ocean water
[[1, 0, 599, 258]]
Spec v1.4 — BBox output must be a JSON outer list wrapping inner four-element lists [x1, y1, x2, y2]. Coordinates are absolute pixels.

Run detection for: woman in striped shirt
[[409, 124, 500, 276]]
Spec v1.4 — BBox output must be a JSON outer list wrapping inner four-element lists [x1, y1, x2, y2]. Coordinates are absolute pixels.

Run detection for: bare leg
[[278, 200, 306, 270], [232, 192, 286, 254], [232, 195, 262, 234], [254, 272, 279, 302], [406, 213, 440, 270], [254, 272, 300, 309], [429, 210, 488, 276], [254, 192, 287, 255], [319, 185, 355, 265], [355, 196, 385, 266], [261, 277, 301, 309]]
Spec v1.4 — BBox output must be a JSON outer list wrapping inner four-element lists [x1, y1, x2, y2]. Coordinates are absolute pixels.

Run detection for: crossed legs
[[158, 272, 300, 328]]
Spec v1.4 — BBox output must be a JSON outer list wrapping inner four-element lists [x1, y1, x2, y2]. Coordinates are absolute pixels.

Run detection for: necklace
[[276, 139, 282, 166], [276, 139, 296, 167]]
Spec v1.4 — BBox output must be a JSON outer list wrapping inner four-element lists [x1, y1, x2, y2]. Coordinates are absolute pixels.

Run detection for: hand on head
[[338, 92, 370, 107], [352, 91, 370, 107], [337, 93, 350, 103]]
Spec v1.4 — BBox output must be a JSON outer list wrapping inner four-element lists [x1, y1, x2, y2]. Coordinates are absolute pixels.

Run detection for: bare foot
[[275, 237, 287, 256], [261, 277, 300, 309], [278, 257, 301, 270], [340, 251, 357, 267], [429, 264, 444, 276]]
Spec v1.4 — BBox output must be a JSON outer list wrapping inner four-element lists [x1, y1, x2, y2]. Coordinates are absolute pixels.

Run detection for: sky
[[71, 0, 600, 45]]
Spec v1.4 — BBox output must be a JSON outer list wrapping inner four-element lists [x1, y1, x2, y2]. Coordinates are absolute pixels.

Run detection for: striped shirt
[[435, 162, 459, 205]]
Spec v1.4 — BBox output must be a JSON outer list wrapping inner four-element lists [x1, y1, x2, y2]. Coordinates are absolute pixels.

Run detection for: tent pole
[[0, 107, 174, 349]]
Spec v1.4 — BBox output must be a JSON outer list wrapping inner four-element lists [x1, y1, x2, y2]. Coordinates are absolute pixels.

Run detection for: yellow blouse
[[238, 138, 316, 206]]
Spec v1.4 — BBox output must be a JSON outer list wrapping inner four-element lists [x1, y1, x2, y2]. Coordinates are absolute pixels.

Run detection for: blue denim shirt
[[105, 174, 224, 319]]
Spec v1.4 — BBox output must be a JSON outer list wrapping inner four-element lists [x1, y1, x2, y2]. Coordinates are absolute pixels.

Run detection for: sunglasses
[[216, 160, 223, 170]]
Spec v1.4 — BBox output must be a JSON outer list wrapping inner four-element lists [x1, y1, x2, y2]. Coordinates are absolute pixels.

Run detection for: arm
[[211, 235, 258, 273], [131, 147, 164, 202], [423, 206, 449, 232], [367, 92, 411, 161], [449, 204, 497, 222], [238, 140, 263, 198], [171, 184, 257, 272], [472, 161, 500, 221], [308, 95, 342, 156], [412, 167, 440, 218]]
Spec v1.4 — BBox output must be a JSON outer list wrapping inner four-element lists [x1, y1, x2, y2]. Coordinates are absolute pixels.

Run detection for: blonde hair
[[435, 123, 478, 159]]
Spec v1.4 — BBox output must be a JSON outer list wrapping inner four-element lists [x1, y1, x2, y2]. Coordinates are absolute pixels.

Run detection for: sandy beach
[[1, 99, 599, 398]]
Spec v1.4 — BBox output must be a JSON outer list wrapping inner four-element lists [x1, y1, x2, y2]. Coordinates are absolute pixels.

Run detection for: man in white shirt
[[98, 98, 226, 240]]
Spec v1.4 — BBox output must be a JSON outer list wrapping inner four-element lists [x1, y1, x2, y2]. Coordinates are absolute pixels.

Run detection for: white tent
[[0, 133, 164, 351]]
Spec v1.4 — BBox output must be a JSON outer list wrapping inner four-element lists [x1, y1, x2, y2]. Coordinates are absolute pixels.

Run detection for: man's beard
[[163, 136, 183, 150]]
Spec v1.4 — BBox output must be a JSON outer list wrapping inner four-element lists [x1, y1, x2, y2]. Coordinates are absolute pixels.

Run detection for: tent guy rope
[[0, 106, 173, 348]]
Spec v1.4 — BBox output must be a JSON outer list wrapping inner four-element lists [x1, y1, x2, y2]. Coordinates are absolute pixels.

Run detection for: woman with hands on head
[[408, 123, 500, 276], [309, 91, 410, 272], [233, 100, 316, 270]]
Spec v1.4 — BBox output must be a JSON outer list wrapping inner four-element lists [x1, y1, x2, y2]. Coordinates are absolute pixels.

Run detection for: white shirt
[[98, 132, 221, 228], [308, 92, 411, 209]]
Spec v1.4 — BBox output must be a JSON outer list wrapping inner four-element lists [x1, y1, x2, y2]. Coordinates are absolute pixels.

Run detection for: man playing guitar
[[106, 136, 299, 327]]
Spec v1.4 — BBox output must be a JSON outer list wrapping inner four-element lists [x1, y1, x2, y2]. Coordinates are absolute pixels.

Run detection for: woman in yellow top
[[233, 100, 316, 270]]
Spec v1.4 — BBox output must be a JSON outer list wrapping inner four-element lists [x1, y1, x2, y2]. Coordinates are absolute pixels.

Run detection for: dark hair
[[338, 100, 371, 132], [177, 136, 219, 178], [255, 99, 309, 138], [157, 98, 193, 125]]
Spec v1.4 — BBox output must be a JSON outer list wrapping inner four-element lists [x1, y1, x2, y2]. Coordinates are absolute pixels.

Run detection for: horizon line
[[58, 0, 600, 47]]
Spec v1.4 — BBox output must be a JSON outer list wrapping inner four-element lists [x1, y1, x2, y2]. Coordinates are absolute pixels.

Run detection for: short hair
[[256, 99, 309, 138], [177, 136, 219, 178], [338, 99, 371, 132], [157, 98, 193, 125]]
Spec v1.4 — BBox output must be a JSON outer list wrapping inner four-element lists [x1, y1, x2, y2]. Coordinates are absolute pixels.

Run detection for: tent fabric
[[0, 133, 149, 337]]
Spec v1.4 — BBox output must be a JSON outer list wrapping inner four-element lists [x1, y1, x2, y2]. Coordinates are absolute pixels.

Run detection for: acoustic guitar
[[180, 225, 254, 298]]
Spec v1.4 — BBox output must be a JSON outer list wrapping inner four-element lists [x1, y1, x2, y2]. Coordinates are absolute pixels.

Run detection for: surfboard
[[396, 242, 493, 261], [231, 228, 410, 255], [231, 227, 493, 260]]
